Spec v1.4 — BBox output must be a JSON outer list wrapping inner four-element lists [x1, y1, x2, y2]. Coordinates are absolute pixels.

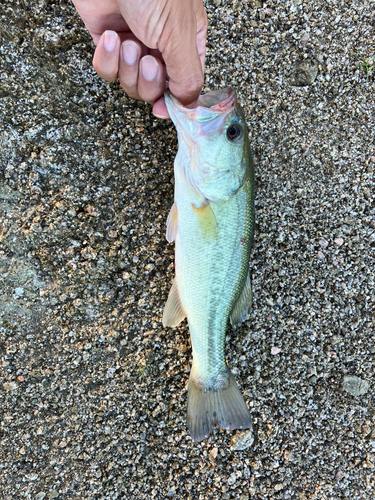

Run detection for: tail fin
[[187, 367, 252, 442]]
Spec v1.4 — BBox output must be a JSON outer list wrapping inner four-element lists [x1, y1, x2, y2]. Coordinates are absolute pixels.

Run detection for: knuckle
[[184, 73, 203, 97]]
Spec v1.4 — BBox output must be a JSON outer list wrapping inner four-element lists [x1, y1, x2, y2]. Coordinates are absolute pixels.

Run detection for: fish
[[163, 88, 255, 442]]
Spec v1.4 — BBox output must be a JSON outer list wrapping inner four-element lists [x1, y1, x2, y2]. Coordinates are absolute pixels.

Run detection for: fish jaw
[[165, 88, 236, 141]]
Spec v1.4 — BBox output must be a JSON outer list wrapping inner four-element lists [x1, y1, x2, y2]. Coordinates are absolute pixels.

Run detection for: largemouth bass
[[163, 88, 254, 442]]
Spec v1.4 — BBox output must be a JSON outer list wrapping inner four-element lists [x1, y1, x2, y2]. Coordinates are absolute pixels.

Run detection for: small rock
[[271, 346, 281, 355], [209, 447, 218, 459], [227, 472, 237, 485], [334, 238, 344, 246], [259, 46, 268, 56], [26, 473, 39, 481], [300, 33, 310, 43], [48, 491, 59, 499], [3, 382, 17, 391], [342, 375, 370, 396], [230, 428, 254, 451], [362, 423, 372, 437], [336, 469, 345, 479], [290, 59, 319, 86], [14, 287, 24, 297], [317, 251, 325, 259], [319, 238, 329, 249], [86, 205, 98, 216], [36, 493, 46, 500], [284, 450, 293, 462]]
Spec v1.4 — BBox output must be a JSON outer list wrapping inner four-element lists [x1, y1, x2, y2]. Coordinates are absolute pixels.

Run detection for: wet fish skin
[[163, 88, 254, 442]]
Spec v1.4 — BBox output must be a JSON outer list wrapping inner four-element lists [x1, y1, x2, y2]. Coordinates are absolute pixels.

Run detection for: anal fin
[[230, 269, 252, 328], [162, 279, 186, 327], [166, 202, 178, 243]]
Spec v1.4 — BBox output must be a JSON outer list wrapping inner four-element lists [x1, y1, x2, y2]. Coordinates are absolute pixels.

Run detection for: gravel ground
[[1, 1, 374, 499]]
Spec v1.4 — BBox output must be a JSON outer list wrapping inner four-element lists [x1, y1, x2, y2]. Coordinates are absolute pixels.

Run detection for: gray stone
[[230, 428, 254, 451], [342, 376, 370, 396], [290, 59, 319, 86]]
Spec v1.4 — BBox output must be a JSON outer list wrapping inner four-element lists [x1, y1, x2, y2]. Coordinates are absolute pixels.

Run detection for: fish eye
[[226, 123, 242, 141]]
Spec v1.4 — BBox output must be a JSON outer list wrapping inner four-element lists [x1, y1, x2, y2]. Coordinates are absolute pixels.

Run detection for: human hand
[[71, 0, 207, 118]]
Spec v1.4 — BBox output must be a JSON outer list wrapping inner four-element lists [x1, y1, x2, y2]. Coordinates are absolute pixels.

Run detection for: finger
[[158, 3, 206, 105], [71, 0, 128, 46], [152, 97, 170, 119], [119, 40, 141, 100], [138, 55, 166, 104], [196, 3, 208, 72], [92, 30, 121, 81]]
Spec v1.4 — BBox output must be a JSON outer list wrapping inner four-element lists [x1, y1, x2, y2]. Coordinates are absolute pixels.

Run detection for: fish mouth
[[196, 88, 235, 112], [165, 88, 236, 125]]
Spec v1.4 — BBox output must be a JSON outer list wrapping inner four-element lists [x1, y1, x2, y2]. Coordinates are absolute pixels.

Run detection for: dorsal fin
[[230, 269, 252, 328], [166, 202, 178, 243], [163, 279, 186, 327]]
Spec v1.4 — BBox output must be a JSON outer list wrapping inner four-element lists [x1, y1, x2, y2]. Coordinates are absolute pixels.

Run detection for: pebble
[[230, 428, 254, 451], [342, 376, 370, 396], [319, 238, 329, 249], [227, 472, 238, 485], [3, 382, 17, 391], [290, 59, 319, 86]]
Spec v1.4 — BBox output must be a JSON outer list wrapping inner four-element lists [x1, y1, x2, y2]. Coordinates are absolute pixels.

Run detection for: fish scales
[[163, 88, 254, 442]]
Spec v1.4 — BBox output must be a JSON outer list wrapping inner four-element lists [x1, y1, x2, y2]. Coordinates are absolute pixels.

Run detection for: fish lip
[[165, 88, 236, 119]]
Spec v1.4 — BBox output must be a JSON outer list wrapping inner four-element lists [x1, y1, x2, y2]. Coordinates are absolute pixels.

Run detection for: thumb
[[159, 1, 207, 106]]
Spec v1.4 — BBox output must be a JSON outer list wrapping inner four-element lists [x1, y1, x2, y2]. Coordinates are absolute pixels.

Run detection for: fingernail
[[122, 41, 138, 65], [141, 56, 158, 82], [104, 30, 118, 52]]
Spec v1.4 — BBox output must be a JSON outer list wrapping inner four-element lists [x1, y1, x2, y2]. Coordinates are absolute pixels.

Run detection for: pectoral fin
[[230, 269, 252, 328], [163, 279, 186, 327], [166, 202, 178, 243], [191, 201, 218, 239]]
